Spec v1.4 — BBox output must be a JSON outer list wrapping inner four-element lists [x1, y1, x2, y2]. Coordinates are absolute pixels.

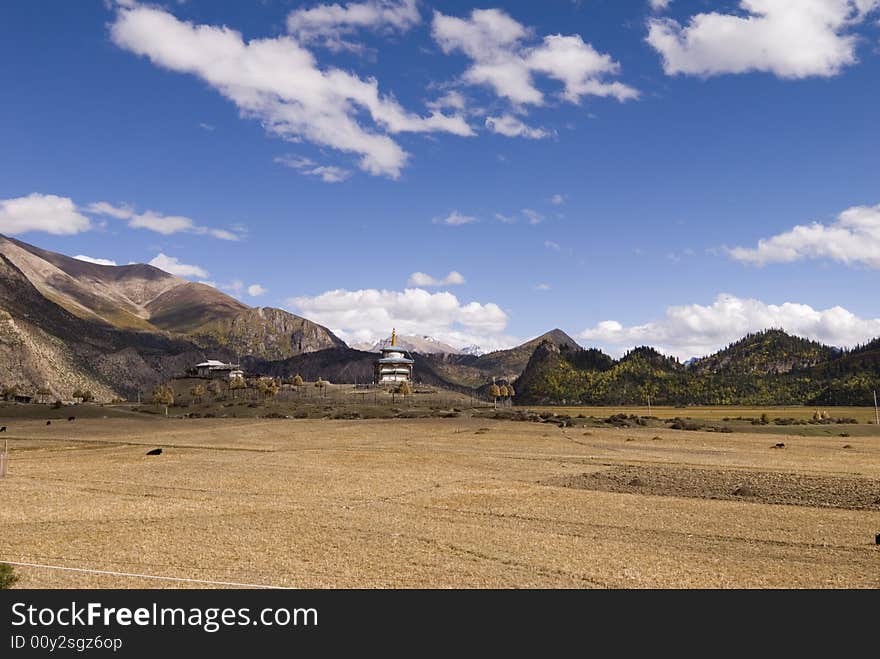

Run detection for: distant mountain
[[0, 250, 201, 400], [418, 329, 581, 388], [0, 234, 344, 399], [364, 334, 463, 355], [689, 329, 837, 376], [4, 235, 878, 406], [515, 329, 880, 406]]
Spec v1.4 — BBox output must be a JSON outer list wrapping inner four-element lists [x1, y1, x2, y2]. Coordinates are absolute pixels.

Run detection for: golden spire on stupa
[[391, 328, 397, 347]]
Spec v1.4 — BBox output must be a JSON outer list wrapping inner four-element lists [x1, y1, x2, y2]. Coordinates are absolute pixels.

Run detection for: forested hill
[[514, 329, 880, 406]]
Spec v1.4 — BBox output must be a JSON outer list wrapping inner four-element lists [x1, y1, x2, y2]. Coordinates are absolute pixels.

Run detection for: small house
[[194, 360, 243, 380]]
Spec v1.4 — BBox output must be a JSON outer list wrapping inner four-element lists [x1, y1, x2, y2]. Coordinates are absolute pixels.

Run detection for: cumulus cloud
[[406, 270, 465, 287], [0, 193, 91, 236], [728, 202, 880, 268], [432, 8, 638, 106], [247, 283, 267, 296], [110, 3, 472, 179], [432, 210, 477, 226], [580, 293, 880, 359], [485, 115, 550, 139], [74, 255, 118, 266], [647, 0, 879, 79], [274, 154, 351, 183], [649, 0, 671, 10], [287, 287, 516, 351], [87, 201, 240, 240], [550, 194, 565, 205], [287, 0, 420, 52], [148, 253, 209, 278]]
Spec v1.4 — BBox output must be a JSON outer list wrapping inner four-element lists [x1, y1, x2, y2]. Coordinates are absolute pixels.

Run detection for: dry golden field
[[1, 412, 878, 588]]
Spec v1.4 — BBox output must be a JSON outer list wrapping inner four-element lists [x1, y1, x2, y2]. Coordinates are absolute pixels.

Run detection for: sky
[[1, 0, 879, 358]]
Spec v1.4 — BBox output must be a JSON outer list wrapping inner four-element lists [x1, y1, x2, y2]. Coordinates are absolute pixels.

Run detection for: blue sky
[[1, 0, 879, 357]]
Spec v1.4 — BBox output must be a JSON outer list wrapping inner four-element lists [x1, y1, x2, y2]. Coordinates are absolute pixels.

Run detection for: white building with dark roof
[[374, 329, 413, 384], [194, 360, 243, 380]]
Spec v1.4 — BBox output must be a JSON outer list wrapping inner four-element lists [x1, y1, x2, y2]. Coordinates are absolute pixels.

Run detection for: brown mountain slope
[[189, 306, 347, 361], [0, 253, 203, 400], [0, 234, 343, 362]]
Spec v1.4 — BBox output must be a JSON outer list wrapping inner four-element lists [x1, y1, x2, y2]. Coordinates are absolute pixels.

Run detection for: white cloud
[[223, 280, 244, 296], [427, 90, 468, 112], [247, 283, 268, 296], [649, 0, 671, 11], [647, 0, 879, 79], [274, 154, 351, 183], [550, 194, 565, 205], [534, 283, 551, 290], [128, 211, 196, 235], [148, 253, 209, 278], [287, 0, 420, 52], [522, 208, 545, 224], [407, 270, 465, 287], [87, 201, 240, 240], [728, 202, 880, 268], [544, 240, 561, 251], [432, 210, 477, 226], [432, 8, 638, 106], [495, 212, 517, 224], [198, 122, 216, 131], [579, 293, 880, 360], [287, 287, 516, 351], [86, 201, 134, 220], [485, 115, 550, 139], [74, 255, 118, 266], [110, 3, 472, 179], [0, 193, 91, 236]]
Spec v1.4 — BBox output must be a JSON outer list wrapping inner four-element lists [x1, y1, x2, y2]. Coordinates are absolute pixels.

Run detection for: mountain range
[[514, 329, 880, 406], [0, 234, 342, 399], [354, 334, 473, 355], [1, 235, 877, 405]]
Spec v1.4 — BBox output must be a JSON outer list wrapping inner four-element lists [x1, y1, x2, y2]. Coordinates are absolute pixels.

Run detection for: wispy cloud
[[287, 0, 420, 52], [433, 210, 477, 226], [274, 154, 351, 183], [87, 201, 241, 240], [407, 270, 465, 287], [522, 208, 545, 224], [485, 115, 550, 139]]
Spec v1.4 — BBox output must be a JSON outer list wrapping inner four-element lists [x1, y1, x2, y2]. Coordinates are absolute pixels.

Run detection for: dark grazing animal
[[68, 416, 75, 422], [146, 448, 163, 456], [46, 420, 51, 426], [0, 427, 5, 432]]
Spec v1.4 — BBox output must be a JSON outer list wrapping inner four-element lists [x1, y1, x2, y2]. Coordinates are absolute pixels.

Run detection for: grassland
[[0, 407, 878, 589]]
